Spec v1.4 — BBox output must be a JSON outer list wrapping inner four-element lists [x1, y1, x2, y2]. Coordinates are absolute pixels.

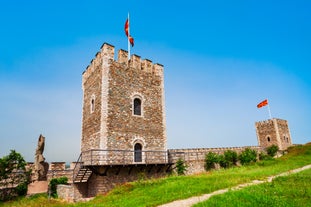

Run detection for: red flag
[[257, 99, 268, 108], [124, 19, 134, 47]]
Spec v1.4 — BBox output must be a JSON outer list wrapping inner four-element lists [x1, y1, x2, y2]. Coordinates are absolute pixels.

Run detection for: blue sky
[[1, 0, 310, 162]]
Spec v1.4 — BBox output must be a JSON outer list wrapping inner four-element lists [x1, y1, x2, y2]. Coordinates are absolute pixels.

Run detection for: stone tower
[[255, 118, 292, 150], [81, 43, 167, 163]]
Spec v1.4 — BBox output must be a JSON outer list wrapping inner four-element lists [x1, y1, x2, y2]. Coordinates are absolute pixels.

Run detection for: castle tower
[[71, 43, 170, 198], [255, 118, 292, 150], [81, 43, 167, 164]]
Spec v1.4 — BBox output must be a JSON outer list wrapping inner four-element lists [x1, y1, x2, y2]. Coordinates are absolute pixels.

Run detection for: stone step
[[73, 167, 92, 183]]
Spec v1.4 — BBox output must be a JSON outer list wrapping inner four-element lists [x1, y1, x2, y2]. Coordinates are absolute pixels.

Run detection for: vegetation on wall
[[49, 177, 68, 198]]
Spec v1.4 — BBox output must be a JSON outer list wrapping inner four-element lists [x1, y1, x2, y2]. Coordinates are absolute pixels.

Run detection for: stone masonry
[[168, 146, 264, 175], [81, 43, 166, 161], [255, 118, 292, 150]]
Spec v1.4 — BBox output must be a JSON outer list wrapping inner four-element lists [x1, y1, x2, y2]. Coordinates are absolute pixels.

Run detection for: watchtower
[[255, 118, 292, 150], [73, 43, 170, 198]]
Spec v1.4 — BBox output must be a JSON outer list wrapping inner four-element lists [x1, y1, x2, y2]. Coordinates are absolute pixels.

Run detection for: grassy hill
[[194, 167, 311, 206], [1, 143, 311, 207]]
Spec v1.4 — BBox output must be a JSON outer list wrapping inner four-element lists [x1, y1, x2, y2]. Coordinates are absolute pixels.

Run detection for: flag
[[124, 19, 134, 47], [257, 99, 268, 108]]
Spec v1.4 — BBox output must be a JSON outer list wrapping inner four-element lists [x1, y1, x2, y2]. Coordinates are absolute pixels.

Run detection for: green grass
[[193, 168, 311, 207], [0, 193, 65, 207], [1, 143, 311, 207]]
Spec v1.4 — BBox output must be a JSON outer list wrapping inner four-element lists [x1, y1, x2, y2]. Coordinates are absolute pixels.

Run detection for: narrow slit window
[[133, 98, 142, 116], [90, 97, 95, 113]]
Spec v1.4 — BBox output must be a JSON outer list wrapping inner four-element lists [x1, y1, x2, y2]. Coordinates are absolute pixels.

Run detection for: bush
[[223, 150, 238, 168], [205, 152, 219, 170], [218, 154, 227, 168], [239, 148, 257, 165], [49, 177, 68, 198], [176, 159, 187, 175], [259, 152, 269, 161], [267, 145, 279, 157], [15, 182, 28, 196]]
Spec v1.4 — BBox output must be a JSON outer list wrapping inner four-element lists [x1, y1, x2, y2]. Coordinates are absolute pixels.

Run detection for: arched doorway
[[134, 143, 142, 162]]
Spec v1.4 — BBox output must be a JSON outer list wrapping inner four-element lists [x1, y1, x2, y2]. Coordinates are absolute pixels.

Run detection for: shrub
[[259, 152, 269, 161], [267, 145, 279, 157], [218, 154, 227, 168], [224, 150, 238, 168], [205, 152, 219, 170], [176, 158, 187, 175], [15, 182, 28, 196], [239, 148, 257, 165], [49, 177, 68, 198]]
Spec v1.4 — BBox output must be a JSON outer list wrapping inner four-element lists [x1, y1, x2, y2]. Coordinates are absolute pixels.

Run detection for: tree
[[0, 150, 31, 201]]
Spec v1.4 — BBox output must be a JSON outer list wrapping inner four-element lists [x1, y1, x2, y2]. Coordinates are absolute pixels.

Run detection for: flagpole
[[128, 12, 130, 61], [267, 104, 272, 119]]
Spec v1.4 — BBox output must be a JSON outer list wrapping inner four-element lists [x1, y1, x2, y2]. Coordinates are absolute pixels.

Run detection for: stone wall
[[106, 58, 165, 152], [57, 185, 74, 202], [49, 162, 66, 170], [27, 162, 74, 183], [47, 170, 73, 183], [168, 146, 264, 175]]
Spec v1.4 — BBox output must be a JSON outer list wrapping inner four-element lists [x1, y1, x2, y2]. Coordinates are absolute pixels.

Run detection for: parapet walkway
[[158, 164, 311, 207]]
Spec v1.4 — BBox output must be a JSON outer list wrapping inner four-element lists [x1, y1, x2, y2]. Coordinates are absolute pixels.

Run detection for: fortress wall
[[168, 146, 265, 175], [27, 162, 75, 183]]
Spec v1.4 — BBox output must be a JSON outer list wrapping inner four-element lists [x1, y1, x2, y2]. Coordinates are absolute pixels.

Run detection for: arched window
[[133, 98, 142, 116], [267, 136, 271, 142], [134, 143, 142, 162]]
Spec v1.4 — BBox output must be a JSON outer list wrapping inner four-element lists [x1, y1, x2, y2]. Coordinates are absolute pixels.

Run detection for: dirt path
[[158, 164, 311, 207]]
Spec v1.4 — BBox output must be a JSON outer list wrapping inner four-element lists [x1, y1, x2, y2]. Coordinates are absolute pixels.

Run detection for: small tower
[[255, 118, 292, 150]]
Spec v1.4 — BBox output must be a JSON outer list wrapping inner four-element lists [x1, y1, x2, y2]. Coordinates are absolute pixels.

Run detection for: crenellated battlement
[[82, 43, 164, 83], [255, 119, 274, 126], [255, 118, 289, 127]]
